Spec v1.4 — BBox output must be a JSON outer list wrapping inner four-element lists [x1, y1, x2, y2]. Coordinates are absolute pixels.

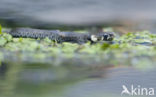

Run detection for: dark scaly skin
[[57, 31, 91, 43], [8, 28, 60, 40], [8, 28, 115, 44]]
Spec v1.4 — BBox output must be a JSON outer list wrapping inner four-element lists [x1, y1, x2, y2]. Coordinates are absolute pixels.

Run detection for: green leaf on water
[[110, 44, 120, 49], [0, 37, 7, 46], [101, 43, 110, 50], [2, 33, 12, 41], [0, 61, 1, 66], [0, 24, 2, 34], [18, 37, 23, 42]]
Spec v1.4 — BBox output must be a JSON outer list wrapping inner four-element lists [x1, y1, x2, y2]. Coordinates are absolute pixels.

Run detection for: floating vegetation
[[0, 27, 156, 69], [0, 24, 2, 34]]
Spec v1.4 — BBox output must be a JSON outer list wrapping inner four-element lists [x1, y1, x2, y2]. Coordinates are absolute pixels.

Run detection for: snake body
[[7, 28, 115, 44]]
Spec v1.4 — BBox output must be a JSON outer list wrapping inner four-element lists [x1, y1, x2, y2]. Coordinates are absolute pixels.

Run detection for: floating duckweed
[[101, 43, 110, 50], [62, 43, 79, 53], [18, 37, 23, 42], [0, 37, 7, 46], [0, 24, 2, 34], [79, 44, 98, 54], [110, 44, 120, 49], [150, 34, 156, 38], [126, 32, 133, 36], [43, 37, 52, 43], [0, 52, 3, 61], [13, 38, 21, 42], [4, 33, 12, 41]]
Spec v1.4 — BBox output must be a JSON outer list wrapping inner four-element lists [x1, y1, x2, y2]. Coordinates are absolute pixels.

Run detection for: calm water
[[0, 62, 155, 97]]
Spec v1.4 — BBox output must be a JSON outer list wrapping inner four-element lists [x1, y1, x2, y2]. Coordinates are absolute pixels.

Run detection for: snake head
[[101, 32, 115, 41]]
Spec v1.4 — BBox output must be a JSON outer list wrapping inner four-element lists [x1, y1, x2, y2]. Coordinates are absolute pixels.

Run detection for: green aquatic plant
[[2, 33, 12, 41], [18, 37, 23, 42], [0, 24, 2, 34], [101, 43, 110, 50], [0, 37, 7, 46]]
